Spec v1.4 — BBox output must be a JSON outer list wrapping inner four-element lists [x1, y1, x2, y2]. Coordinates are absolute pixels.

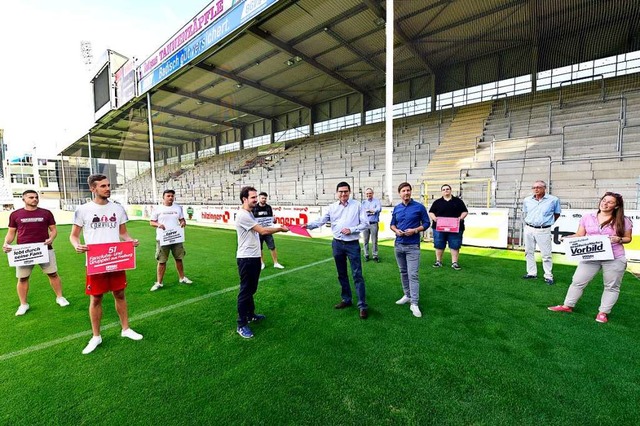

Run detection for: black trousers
[[237, 257, 262, 327]]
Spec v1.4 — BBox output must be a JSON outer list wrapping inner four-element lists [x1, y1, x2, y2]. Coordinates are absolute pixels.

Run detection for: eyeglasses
[[337, 190, 350, 193], [441, 188, 451, 191], [532, 186, 544, 189]]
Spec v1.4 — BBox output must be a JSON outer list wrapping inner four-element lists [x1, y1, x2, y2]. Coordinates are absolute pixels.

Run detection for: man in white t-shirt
[[235, 186, 289, 339], [149, 189, 191, 291], [70, 174, 143, 355]]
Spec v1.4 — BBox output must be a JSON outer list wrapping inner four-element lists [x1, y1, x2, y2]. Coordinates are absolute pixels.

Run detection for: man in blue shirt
[[305, 182, 370, 319], [390, 182, 430, 318], [522, 180, 561, 285], [361, 188, 382, 262]]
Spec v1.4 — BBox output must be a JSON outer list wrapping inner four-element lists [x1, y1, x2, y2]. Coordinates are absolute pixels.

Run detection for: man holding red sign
[[70, 174, 143, 354], [428, 184, 468, 270]]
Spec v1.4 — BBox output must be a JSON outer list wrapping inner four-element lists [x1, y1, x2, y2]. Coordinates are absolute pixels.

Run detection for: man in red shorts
[[3, 190, 69, 315], [70, 174, 143, 354]]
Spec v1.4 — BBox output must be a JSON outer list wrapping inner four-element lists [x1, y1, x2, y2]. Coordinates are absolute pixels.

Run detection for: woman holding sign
[[428, 184, 468, 270], [548, 192, 633, 323]]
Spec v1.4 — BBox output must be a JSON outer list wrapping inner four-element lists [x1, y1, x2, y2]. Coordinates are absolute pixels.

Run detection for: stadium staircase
[[418, 102, 492, 203]]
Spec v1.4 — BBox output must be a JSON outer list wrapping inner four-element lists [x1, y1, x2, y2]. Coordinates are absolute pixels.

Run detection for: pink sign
[[86, 241, 136, 275], [288, 225, 312, 238], [435, 217, 460, 233]]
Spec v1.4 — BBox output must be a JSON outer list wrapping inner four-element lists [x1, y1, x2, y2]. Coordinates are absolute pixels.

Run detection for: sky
[[0, 0, 210, 158]]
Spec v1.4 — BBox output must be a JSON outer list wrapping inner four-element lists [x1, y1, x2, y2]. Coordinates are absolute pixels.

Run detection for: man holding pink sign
[[428, 184, 468, 270], [70, 174, 143, 354]]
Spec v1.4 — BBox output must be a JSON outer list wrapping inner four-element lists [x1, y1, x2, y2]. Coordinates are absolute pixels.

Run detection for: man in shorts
[[3, 190, 69, 316], [252, 192, 284, 269], [150, 189, 192, 291], [70, 174, 143, 354]]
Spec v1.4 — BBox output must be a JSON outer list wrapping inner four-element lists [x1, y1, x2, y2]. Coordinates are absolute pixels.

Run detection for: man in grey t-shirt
[[235, 186, 289, 339]]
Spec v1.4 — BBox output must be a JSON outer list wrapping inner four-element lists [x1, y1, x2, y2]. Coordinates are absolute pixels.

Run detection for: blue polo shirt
[[522, 194, 561, 227], [390, 199, 430, 245]]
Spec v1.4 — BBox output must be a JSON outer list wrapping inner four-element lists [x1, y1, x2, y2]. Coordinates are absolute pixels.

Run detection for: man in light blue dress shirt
[[522, 180, 561, 284], [305, 182, 370, 319], [361, 188, 382, 262]]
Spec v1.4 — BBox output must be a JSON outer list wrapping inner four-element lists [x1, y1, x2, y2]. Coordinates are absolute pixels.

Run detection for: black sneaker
[[374, 257, 380, 263], [451, 262, 461, 270], [433, 261, 442, 268], [364, 256, 370, 262]]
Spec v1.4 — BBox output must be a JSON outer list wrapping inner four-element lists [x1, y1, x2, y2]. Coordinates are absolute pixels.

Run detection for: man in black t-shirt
[[428, 184, 468, 270], [252, 192, 284, 270]]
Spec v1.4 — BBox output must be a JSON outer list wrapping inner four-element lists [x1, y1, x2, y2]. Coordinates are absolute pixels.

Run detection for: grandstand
[[58, 0, 640, 245]]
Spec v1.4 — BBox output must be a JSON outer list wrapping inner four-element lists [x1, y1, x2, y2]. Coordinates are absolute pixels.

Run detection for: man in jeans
[[235, 186, 289, 338], [361, 187, 381, 262], [390, 182, 430, 318], [305, 182, 370, 319]]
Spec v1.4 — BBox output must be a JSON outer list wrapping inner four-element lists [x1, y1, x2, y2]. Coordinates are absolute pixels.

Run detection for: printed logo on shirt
[[20, 218, 44, 223], [90, 214, 118, 229]]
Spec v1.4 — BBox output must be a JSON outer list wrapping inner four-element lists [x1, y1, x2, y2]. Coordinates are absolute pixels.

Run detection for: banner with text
[[563, 235, 613, 262], [86, 241, 136, 275], [139, 0, 280, 94], [160, 227, 185, 246], [8, 243, 49, 267]]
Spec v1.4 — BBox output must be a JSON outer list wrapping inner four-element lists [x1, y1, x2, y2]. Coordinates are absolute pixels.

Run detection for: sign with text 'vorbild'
[[564, 235, 613, 262], [86, 242, 136, 275]]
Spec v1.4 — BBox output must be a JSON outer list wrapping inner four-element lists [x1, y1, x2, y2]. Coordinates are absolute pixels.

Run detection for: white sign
[[564, 235, 614, 262], [160, 227, 185, 246], [8, 243, 50, 267]]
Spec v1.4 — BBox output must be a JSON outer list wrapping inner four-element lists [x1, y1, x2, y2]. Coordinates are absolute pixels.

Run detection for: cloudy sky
[[0, 0, 210, 158]]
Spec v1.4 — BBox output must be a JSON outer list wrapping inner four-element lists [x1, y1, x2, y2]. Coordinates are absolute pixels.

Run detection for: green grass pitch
[[1, 221, 639, 425]]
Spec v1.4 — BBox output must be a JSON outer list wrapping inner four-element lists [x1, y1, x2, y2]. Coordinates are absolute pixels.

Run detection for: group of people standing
[[3, 176, 633, 350]]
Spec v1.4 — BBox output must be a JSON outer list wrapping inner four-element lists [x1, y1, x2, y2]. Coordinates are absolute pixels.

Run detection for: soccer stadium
[[2, 1, 640, 424]]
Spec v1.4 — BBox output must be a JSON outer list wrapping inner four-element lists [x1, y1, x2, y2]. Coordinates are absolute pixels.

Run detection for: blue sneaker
[[237, 325, 254, 338], [249, 314, 266, 323]]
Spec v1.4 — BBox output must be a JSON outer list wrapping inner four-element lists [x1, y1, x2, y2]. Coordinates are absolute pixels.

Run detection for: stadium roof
[[61, 0, 640, 161]]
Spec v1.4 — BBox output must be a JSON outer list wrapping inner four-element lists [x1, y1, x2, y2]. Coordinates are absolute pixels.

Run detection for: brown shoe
[[334, 301, 353, 309], [359, 309, 368, 319]]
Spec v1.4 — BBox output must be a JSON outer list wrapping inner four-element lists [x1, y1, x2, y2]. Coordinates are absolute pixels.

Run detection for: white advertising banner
[[563, 235, 613, 262], [8, 243, 50, 267], [462, 208, 510, 248]]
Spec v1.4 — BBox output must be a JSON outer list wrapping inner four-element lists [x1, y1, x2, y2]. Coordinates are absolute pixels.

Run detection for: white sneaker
[[179, 276, 193, 284], [82, 336, 102, 354], [150, 282, 163, 291], [410, 304, 422, 318], [395, 295, 411, 305], [273, 263, 285, 269], [261, 263, 265, 270], [121, 328, 143, 340], [56, 296, 70, 307], [15, 304, 30, 316]]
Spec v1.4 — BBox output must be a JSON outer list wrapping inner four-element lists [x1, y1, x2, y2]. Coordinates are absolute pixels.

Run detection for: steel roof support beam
[[196, 63, 312, 109], [248, 27, 365, 95], [323, 27, 385, 73], [152, 105, 241, 129], [159, 86, 273, 121], [363, 0, 435, 75]]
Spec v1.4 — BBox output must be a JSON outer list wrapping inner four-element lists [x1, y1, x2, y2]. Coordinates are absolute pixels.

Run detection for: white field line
[[0, 257, 334, 362]]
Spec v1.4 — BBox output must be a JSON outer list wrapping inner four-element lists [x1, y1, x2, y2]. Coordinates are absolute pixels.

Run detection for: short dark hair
[[87, 174, 108, 188], [240, 186, 257, 203], [259, 192, 268, 197], [441, 184, 451, 191], [163, 189, 176, 196], [22, 190, 38, 197], [397, 182, 412, 192], [336, 181, 351, 191]]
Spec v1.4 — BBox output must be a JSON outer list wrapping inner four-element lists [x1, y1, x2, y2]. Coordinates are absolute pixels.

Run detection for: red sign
[[86, 241, 136, 275], [435, 217, 460, 233]]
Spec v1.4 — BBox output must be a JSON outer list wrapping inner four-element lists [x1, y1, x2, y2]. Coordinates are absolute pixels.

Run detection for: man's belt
[[526, 223, 551, 229]]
